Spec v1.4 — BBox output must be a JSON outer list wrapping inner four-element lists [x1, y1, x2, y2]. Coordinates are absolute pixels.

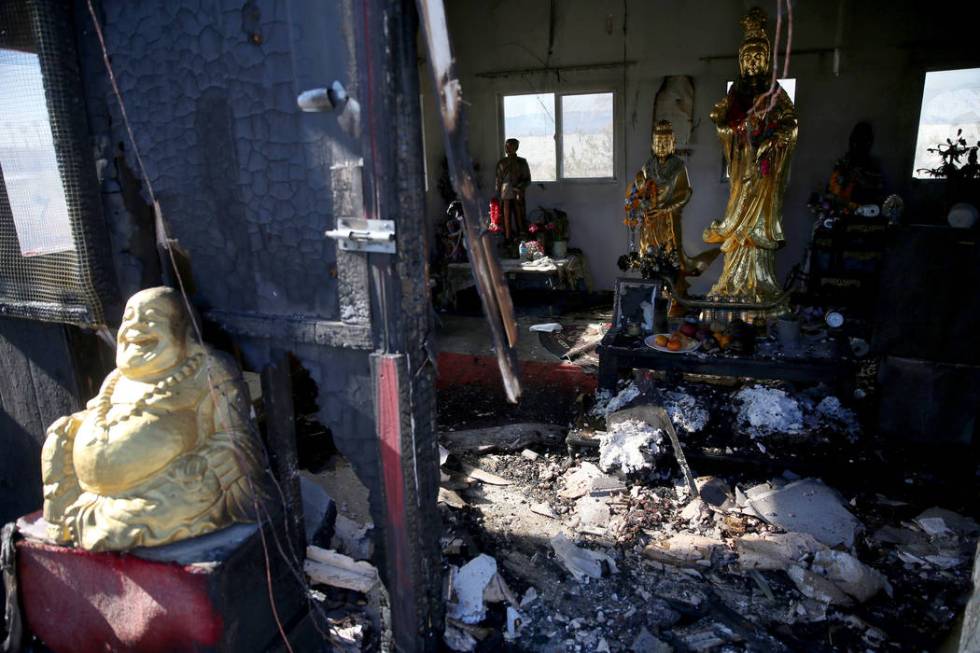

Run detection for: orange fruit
[[654, 335, 668, 347], [667, 340, 682, 351]]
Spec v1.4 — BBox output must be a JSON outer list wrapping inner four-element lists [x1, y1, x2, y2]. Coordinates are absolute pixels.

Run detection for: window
[[502, 93, 557, 181], [501, 91, 615, 181], [0, 0, 109, 325], [561, 93, 614, 178], [912, 67, 980, 179], [0, 48, 74, 256], [725, 78, 797, 103]]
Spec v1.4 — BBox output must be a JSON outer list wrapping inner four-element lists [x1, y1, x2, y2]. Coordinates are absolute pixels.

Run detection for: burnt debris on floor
[[435, 373, 979, 652]]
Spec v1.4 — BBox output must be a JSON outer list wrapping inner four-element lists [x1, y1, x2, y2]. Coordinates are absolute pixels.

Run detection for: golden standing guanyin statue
[[625, 120, 719, 315], [703, 7, 798, 319], [41, 287, 268, 551]]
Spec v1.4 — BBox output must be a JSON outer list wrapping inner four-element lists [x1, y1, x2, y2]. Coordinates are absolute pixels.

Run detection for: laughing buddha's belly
[[74, 408, 198, 495]]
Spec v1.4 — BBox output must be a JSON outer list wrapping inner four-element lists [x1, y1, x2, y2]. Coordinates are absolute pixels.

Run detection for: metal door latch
[[325, 218, 396, 253]]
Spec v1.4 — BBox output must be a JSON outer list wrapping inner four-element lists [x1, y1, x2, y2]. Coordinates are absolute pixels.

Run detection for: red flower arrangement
[[488, 198, 502, 233]]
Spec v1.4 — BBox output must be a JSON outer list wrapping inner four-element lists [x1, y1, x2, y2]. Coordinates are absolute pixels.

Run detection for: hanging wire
[[749, 0, 794, 119]]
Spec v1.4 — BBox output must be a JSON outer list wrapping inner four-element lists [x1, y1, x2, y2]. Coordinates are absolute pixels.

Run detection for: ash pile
[[435, 378, 980, 652]]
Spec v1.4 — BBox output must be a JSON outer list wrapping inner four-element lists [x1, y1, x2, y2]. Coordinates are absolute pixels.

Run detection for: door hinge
[[325, 218, 396, 254]]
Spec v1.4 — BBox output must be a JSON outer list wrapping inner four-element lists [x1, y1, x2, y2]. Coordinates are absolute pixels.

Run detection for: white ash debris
[[735, 386, 804, 437], [663, 390, 710, 433], [812, 395, 860, 434], [591, 382, 641, 417], [597, 419, 663, 475]]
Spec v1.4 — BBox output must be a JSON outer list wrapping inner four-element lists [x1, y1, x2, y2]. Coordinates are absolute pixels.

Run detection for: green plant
[[917, 129, 980, 181]]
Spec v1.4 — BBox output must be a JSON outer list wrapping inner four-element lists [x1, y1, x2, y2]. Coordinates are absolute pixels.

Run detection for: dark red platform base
[[436, 351, 597, 395], [15, 513, 306, 653]]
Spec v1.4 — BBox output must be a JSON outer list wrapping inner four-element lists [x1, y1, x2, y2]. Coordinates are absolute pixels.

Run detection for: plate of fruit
[[645, 331, 699, 353]]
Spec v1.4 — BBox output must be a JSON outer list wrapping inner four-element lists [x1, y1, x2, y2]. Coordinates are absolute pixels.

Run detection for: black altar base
[[597, 327, 857, 392]]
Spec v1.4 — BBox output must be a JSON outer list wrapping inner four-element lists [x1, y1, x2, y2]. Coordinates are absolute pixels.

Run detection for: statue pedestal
[[14, 512, 308, 653]]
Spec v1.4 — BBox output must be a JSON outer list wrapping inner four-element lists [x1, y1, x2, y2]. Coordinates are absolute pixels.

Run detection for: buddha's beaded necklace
[[94, 353, 203, 437]]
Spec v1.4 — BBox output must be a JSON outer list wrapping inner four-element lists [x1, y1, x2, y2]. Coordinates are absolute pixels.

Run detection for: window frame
[[498, 87, 620, 185]]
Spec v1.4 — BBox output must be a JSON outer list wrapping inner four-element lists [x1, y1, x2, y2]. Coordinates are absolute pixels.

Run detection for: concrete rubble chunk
[[740, 478, 862, 548], [737, 532, 822, 571], [550, 532, 617, 581]]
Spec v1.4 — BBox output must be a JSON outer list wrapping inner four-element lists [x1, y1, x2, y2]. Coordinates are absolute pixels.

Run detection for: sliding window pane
[[503, 93, 556, 182], [561, 92, 614, 179]]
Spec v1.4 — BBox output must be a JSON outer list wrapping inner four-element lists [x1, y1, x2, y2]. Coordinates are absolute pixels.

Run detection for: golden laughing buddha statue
[[703, 6, 798, 320], [41, 287, 267, 551]]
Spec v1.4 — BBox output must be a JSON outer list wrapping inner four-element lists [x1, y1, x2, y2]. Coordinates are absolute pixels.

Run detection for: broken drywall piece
[[520, 587, 538, 608], [741, 478, 862, 548], [597, 419, 663, 475], [811, 549, 890, 603], [504, 606, 524, 640], [439, 487, 467, 509], [443, 623, 477, 652], [447, 554, 498, 624], [787, 564, 853, 606], [331, 514, 373, 561], [550, 532, 617, 581], [460, 463, 512, 486], [647, 533, 724, 564], [576, 496, 611, 533], [559, 461, 607, 499], [737, 532, 823, 571], [914, 507, 980, 537], [530, 502, 558, 519], [304, 546, 379, 594]]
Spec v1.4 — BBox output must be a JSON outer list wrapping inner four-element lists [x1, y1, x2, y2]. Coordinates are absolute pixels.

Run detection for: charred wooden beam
[[416, 0, 522, 403]]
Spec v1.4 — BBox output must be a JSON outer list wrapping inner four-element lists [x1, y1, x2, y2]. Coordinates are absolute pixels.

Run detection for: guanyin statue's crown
[[739, 7, 770, 55]]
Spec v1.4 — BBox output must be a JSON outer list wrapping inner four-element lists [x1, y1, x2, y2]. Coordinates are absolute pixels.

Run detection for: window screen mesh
[[0, 0, 105, 325]]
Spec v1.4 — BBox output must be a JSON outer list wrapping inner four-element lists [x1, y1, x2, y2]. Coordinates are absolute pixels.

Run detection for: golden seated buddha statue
[[41, 287, 268, 551]]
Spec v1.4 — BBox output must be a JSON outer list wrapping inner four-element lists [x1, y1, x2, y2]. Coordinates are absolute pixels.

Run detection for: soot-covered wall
[[421, 0, 980, 291], [74, 0, 387, 526]]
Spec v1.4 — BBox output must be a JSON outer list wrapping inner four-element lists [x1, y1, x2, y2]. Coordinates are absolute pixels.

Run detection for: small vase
[[551, 240, 568, 259]]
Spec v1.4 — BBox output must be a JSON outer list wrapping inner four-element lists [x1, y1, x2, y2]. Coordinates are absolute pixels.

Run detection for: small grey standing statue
[[495, 138, 531, 241]]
